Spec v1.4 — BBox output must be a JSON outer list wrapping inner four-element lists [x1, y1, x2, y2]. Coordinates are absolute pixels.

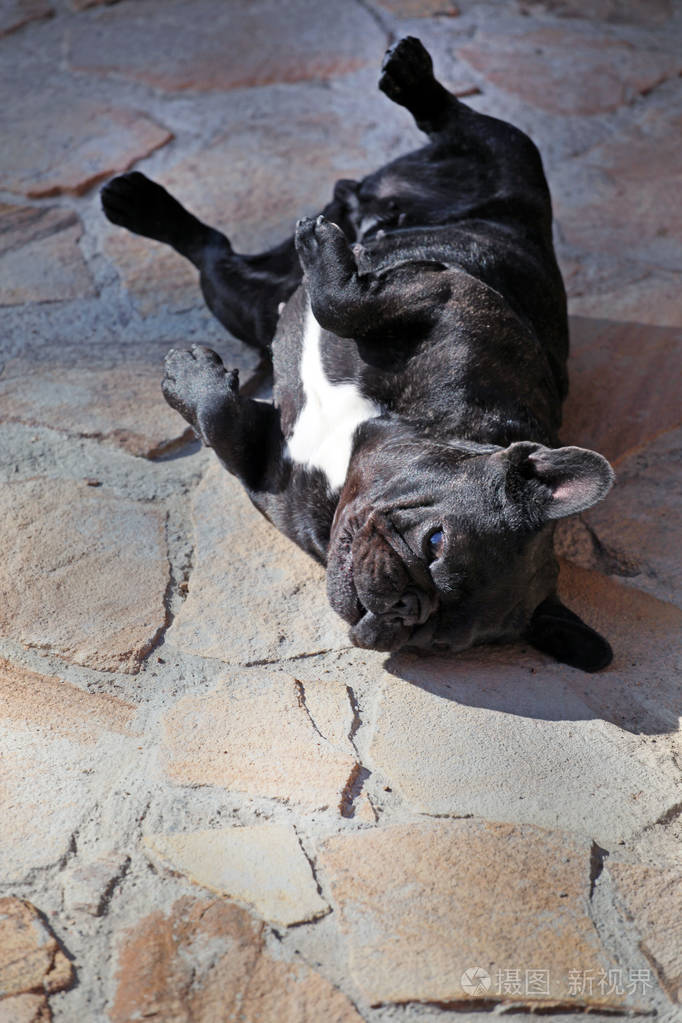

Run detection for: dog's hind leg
[[101, 171, 302, 351], [378, 37, 547, 201]]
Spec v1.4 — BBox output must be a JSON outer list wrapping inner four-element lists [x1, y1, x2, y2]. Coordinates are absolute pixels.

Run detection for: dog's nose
[[390, 589, 436, 627]]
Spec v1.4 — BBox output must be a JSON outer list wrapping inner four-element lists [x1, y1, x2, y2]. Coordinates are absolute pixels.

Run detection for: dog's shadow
[[383, 569, 681, 740]]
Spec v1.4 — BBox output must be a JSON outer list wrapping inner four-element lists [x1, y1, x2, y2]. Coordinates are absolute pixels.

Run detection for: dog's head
[[327, 424, 615, 671]]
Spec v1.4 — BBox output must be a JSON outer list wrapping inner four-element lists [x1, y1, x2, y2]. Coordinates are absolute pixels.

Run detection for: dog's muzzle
[[327, 508, 439, 652]]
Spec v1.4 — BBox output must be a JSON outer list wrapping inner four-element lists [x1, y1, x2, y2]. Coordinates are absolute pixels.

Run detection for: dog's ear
[[525, 595, 613, 672], [495, 442, 614, 520]]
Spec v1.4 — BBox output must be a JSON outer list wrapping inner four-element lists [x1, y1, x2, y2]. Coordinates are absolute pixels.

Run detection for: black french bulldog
[[101, 37, 615, 671]]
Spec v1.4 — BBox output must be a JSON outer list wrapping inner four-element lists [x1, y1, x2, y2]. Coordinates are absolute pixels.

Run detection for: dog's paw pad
[[162, 346, 238, 430], [101, 172, 187, 242], [379, 36, 434, 102], [295, 215, 349, 269]]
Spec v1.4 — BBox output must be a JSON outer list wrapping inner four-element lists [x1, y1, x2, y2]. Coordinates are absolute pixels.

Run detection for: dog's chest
[[282, 301, 380, 490]]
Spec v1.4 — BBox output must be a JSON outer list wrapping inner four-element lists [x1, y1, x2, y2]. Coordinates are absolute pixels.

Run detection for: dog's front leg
[[162, 346, 284, 495], [295, 215, 446, 340]]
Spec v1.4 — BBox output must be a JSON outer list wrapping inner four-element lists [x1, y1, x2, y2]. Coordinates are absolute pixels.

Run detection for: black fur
[[101, 37, 614, 671]]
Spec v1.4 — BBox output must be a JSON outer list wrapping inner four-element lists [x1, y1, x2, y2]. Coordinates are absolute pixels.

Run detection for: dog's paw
[[295, 215, 353, 273], [101, 171, 186, 242], [162, 346, 238, 438], [379, 36, 435, 104]]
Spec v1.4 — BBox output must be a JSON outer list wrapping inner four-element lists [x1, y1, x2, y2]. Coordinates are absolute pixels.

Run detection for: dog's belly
[[284, 302, 380, 490]]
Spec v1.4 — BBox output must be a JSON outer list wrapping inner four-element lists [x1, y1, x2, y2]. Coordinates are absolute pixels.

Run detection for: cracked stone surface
[[319, 821, 629, 1009], [0, 361, 194, 457], [608, 861, 682, 1003], [0, 897, 73, 1021], [161, 672, 359, 810], [0, 479, 169, 673], [367, 655, 678, 844], [2, 2, 681, 1021], [0, 64, 172, 199], [144, 824, 328, 926], [0, 0, 52, 37], [457, 26, 681, 115], [167, 463, 349, 663], [110, 896, 362, 1023], [68, 0, 386, 93], [0, 204, 94, 306]]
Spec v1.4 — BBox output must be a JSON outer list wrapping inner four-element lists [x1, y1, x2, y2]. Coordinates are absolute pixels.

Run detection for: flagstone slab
[[556, 560, 682, 735], [161, 673, 358, 811], [0, 898, 73, 1020], [0, 71, 172, 198], [554, 107, 682, 274], [457, 26, 680, 115], [110, 896, 363, 1023], [0, 657, 136, 742], [0, 479, 168, 673], [520, 0, 673, 23], [558, 428, 682, 608], [562, 317, 682, 463], [319, 820, 628, 1009], [608, 862, 682, 1004], [375, 0, 460, 15], [167, 463, 349, 663], [68, 0, 386, 93], [101, 92, 375, 317], [144, 824, 328, 926], [0, 0, 52, 36], [368, 656, 675, 844], [567, 269, 682, 329], [0, 361, 194, 457], [0, 204, 94, 305]]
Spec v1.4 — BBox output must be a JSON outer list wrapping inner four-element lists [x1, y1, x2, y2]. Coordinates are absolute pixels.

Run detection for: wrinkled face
[[327, 433, 613, 655]]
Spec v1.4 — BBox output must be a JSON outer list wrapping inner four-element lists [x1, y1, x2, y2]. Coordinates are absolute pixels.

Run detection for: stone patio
[[1, 1, 681, 1021]]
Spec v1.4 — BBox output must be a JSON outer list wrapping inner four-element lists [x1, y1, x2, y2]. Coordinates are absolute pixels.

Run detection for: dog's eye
[[427, 529, 444, 561]]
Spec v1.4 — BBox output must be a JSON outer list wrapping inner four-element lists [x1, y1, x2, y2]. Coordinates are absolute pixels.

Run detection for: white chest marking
[[285, 303, 380, 490]]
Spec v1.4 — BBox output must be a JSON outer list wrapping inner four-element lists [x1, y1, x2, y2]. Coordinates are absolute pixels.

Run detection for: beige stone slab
[[562, 317, 682, 463], [556, 560, 682, 736], [0, 361, 194, 457], [0, 0, 52, 37], [368, 656, 676, 843], [0, 479, 168, 673], [0, 657, 136, 742], [520, 0, 673, 23], [608, 862, 682, 1003], [0, 204, 94, 305], [0, 897, 73, 999], [68, 0, 385, 93], [0, 726, 139, 883], [167, 463, 349, 663], [319, 820, 627, 1009], [101, 95, 374, 317], [0, 992, 49, 1023], [110, 896, 363, 1023], [0, 72, 172, 198], [554, 108, 682, 273], [375, 0, 459, 15], [557, 428, 682, 608], [567, 270, 682, 329], [145, 824, 328, 926], [161, 673, 358, 811], [457, 27, 680, 115]]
